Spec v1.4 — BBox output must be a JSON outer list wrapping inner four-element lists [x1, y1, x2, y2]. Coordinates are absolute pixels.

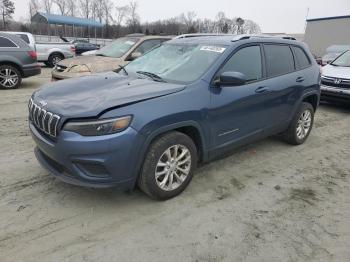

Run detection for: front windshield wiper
[[136, 71, 167, 82], [118, 64, 128, 75]]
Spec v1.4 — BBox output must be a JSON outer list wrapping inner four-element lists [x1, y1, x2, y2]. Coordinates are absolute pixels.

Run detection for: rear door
[[259, 44, 301, 131]]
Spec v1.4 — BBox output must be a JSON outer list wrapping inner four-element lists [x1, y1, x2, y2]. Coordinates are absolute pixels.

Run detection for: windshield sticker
[[200, 46, 226, 53], [125, 41, 136, 45]]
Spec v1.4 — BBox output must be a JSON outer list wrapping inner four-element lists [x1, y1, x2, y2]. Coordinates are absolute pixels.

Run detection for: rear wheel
[[48, 53, 63, 67], [138, 131, 197, 200], [0, 65, 22, 89], [282, 102, 314, 145]]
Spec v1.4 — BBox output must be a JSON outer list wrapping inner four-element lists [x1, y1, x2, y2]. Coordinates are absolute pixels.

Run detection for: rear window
[[16, 34, 30, 44], [0, 36, 17, 47], [264, 44, 295, 77], [292, 46, 311, 69]]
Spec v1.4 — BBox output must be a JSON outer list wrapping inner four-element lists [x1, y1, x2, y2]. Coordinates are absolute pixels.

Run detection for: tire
[[138, 131, 198, 200], [0, 65, 22, 89], [282, 102, 314, 145], [47, 53, 63, 68], [44, 61, 50, 67]]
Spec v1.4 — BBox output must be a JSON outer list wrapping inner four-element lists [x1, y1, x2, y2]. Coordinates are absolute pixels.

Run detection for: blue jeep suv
[[29, 35, 321, 200]]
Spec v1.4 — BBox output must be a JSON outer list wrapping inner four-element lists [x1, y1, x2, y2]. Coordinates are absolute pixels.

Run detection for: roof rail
[[175, 33, 236, 39], [233, 34, 296, 41], [174, 33, 297, 41]]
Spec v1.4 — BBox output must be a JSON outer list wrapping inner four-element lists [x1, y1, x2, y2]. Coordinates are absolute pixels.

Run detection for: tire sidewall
[[48, 53, 63, 67], [0, 65, 22, 89], [140, 132, 197, 200]]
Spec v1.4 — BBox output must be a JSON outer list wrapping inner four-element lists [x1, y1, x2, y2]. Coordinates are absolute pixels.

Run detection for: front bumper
[[22, 63, 41, 78], [321, 84, 350, 103], [30, 122, 141, 189]]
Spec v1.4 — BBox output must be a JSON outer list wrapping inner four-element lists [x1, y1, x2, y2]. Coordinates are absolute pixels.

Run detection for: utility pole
[[304, 7, 310, 33]]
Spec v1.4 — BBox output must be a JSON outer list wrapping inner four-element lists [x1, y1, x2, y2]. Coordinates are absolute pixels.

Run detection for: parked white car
[[1, 32, 75, 67], [321, 50, 350, 104]]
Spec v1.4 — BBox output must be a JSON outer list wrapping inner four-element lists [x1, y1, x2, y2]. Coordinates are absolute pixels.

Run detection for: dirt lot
[[0, 68, 350, 262]]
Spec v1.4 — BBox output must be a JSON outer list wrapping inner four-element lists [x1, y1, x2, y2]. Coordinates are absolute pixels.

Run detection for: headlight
[[63, 116, 132, 136], [69, 64, 91, 73]]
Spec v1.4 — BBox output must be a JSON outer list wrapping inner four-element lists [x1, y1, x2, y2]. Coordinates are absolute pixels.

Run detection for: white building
[[304, 15, 350, 57]]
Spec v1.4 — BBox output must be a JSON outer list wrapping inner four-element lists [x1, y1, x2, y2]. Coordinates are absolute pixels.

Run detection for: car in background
[[321, 45, 350, 66], [71, 39, 100, 55], [81, 50, 97, 56], [321, 50, 350, 104], [2, 32, 75, 67], [0, 33, 41, 89], [51, 35, 171, 80], [30, 35, 320, 199]]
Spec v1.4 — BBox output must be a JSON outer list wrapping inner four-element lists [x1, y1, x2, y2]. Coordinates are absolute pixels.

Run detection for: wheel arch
[[302, 93, 319, 112], [130, 121, 207, 189], [143, 121, 207, 162], [0, 61, 23, 76]]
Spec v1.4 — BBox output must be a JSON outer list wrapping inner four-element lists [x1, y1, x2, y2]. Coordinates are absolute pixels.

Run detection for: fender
[[288, 89, 320, 123], [129, 120, 207, 188], [0, 55, 22, 70]]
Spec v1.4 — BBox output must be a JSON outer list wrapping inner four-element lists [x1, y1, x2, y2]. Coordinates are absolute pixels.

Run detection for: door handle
[[296, 76, 305, 82], [255, 86, 269, 93]]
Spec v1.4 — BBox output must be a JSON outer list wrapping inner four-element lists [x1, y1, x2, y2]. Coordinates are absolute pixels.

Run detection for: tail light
[[70, 46, 76, 54], [28, 50, 37, 59]]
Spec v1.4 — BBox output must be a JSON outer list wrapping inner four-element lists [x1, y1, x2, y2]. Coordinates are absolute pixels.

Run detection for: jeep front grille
[[28, 98, 61, 137]]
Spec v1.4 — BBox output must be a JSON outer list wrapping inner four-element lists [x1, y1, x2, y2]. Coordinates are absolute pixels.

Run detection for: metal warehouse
[[304, 15, 350, 57]]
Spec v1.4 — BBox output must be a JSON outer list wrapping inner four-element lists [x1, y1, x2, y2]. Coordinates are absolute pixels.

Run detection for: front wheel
[[283, 102, 315, 145], [138, 131, 198, 200]]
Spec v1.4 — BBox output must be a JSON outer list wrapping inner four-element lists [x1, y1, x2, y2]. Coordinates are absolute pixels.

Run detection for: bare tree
[[180, 11, 197, 32], [103, 0, 113, 25], [42, 0, 52, 14], [0, 0, 15, 29], [29, 0, 40, 19], [92, 0, 104, 23], [66, 0, 76, 16], [79, 0, 92, 18], [112, 5, 129, 36], [126, 1, 140, 33], [53, 0, 68, 15]]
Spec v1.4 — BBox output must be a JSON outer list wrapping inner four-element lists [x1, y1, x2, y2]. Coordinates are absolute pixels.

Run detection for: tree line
[[1, 0, 261, 38]]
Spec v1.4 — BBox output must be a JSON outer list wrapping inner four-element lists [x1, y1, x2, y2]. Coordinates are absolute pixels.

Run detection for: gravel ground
[[0, 68, 350, 262]]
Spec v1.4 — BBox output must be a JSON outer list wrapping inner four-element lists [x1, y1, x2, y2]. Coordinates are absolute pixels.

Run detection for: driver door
[[209, 44, 270, 150]]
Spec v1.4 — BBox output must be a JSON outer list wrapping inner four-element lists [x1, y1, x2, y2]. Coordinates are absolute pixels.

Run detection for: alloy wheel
[[0, 68, 19, 88], [155, 144, 192, 191], [296, 109, 312, 140]]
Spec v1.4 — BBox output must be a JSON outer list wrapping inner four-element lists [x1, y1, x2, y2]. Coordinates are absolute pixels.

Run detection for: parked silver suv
[[0, 33, 41, 89]]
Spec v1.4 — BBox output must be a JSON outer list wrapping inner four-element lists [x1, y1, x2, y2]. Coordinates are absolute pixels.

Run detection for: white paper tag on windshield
[[125, 41, 136, 45], [200, 46, 226, 53]]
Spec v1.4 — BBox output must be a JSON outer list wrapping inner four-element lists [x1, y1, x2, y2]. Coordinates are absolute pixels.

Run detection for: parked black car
[[0, 33, 41, 89], [72, 39, 100, 55]]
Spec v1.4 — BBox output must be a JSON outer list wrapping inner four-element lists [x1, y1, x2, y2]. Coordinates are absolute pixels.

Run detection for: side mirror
[[214, 71, 247, 86], [130, 52, 142, 60]]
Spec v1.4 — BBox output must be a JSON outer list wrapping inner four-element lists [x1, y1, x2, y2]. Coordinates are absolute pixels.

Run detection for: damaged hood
[[58, 55, 125, 73], [33, 72, 186, 118]]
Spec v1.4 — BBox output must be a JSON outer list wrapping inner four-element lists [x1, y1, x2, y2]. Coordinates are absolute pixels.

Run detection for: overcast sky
[[12, 0, 350, 33]]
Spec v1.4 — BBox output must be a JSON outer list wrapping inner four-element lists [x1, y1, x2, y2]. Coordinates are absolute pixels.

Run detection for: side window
[[0, 37, 17, 47], [292, 46, 311, 69], [264, 44, 295, 77], [220, 45, 262, 82], [16, 34, 30, 44], [134, 39, 161, 55]]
